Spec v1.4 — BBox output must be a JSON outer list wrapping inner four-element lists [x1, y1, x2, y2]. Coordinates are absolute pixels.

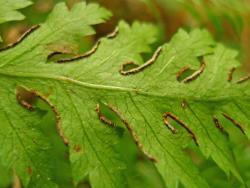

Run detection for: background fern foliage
[[0, 1, 250, 188]]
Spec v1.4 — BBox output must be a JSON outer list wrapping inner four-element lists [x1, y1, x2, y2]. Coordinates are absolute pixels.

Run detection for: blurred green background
[[1, 0, 250, 188]]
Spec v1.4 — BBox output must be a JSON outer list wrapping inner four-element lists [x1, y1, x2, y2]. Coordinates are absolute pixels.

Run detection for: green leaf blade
[[0, 2, 249, 188]]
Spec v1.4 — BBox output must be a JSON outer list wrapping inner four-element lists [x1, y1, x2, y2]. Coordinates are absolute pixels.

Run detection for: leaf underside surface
[[0, 2, 249, 188]]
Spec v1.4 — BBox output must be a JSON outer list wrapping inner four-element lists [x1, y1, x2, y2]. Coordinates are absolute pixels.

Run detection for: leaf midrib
[[0, 70, 246, 102]]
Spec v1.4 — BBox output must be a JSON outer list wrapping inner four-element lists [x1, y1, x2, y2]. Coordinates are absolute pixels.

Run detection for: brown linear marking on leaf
[[57, 27, 119, 63], [163, 112, 198, 146], [222, 113, 245, 134], [47, 43, 78, 61], [16, 87, 69, 145], [120, 62, 139, 71], [38, 94, 69, 146], [213, 117, 225, 133], [95, 104, 115, 127], [47, 51, 68, 60], [107, 104, 157, 162], [228, 67, 236, 82], [163, 117, 178, 134], [176, 66, 190, 82], [18, 100, 34, 111], [183, 62, 206, 83], [119, 46, 162, 75], [236, 74, 250, 84], [0, 25, 40, 52], [16, 87, 37, 111], [57, 40, 101, 63], [106, 27, 119, 39], [47, 51, 61, 59]]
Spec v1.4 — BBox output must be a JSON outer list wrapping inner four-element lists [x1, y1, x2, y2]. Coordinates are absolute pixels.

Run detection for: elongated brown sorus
[[107, 104, 157, 162], [95, 104, 115, 127], [47, 50, 74, 60], [120, 46, 162, 75], [176, 66, 190, 81], [57, 40, 101, 63], [213, 117, 225, 132], [236, 74, 250, 84], [57, 27, 119, 63], [163, 112, 198, 146], [222, 113, 245, 134], [16, 87, 37, 111], [16, 87, 69, 146], [38, 93, 69, 146], [183, 62, 206, 83], [163, 117, 178, 134], [18, 100, 34, 111], [106, 27, 119, 39], [47, 51, 63, 60], [228, 67, 236, 82], [120, 62, 139, 70], [0, 25, 40, 52]]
